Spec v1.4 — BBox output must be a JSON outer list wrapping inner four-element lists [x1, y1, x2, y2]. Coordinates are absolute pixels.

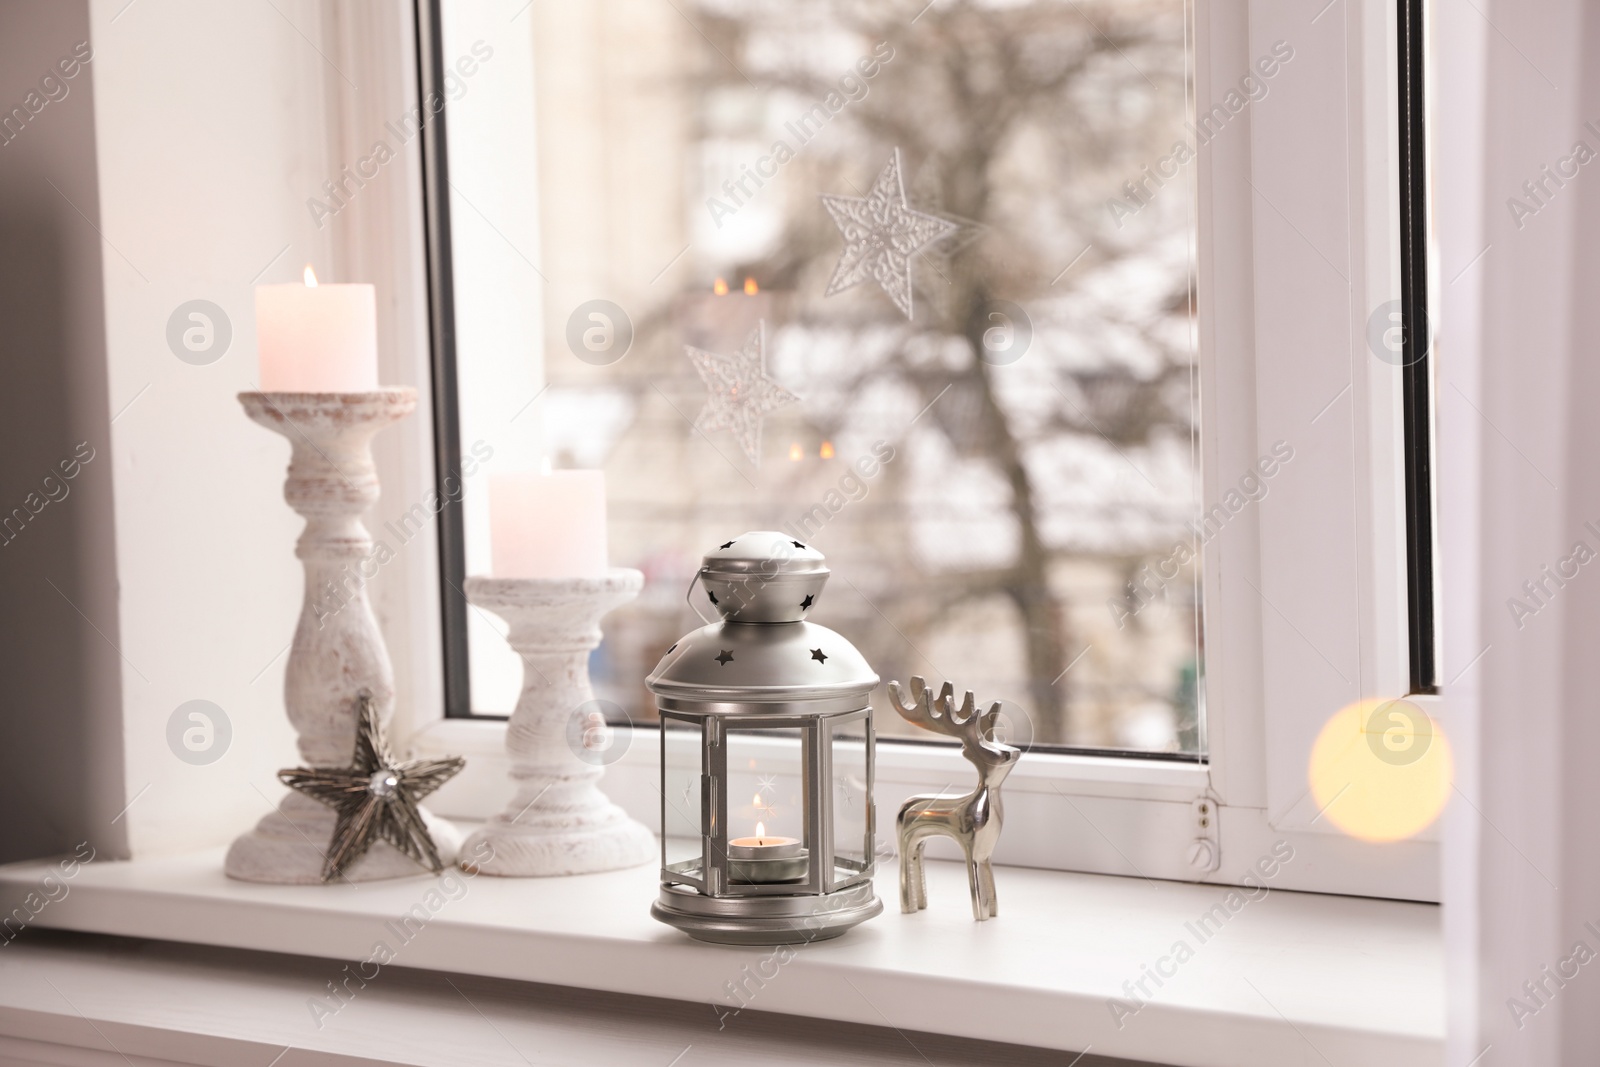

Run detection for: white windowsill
[[0, 844, 1442, 1067]]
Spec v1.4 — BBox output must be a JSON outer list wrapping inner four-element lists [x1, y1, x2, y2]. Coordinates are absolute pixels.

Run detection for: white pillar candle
[[489, 470, 609, 579], [255, 267, 379, 392]]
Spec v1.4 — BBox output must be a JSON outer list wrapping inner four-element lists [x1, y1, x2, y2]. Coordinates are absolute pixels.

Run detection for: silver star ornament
[[820, 149, 960, 320], [278, 690, 465, 882], [684, 321, 800, 465]]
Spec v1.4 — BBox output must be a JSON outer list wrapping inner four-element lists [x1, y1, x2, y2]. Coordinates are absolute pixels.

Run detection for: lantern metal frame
[[657, 707, 875, 897], [647, 533, 884, 945]]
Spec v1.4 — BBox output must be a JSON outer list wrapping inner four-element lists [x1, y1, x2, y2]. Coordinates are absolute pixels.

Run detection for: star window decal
[[684, 322, 800, 465], [820, 148, 960, 320]]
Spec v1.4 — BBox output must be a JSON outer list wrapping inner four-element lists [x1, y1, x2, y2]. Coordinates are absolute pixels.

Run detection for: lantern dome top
[[702, 530, 827, 574], [646, 620, 878, 711], [695, 531, 828, 623], [647, 532, 877, 711]]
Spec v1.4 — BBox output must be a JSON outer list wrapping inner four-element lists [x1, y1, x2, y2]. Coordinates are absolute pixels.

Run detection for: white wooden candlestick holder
[[226, 388, 462, 884], [459, 571, 656, 876]]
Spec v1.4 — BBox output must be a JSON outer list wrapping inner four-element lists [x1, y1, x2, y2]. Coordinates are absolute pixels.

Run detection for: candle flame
[[789, 443, 802, 461], [303, 265, 318, 288], [744, 277, 759, 295], [713, 277, 729, 296], [755, 821, 766, 842], [820, 441, 835, 459], [754, 793, 763, 807]]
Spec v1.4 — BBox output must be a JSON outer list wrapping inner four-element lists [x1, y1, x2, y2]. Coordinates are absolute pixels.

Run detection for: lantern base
[[651, 881, 882, 945]]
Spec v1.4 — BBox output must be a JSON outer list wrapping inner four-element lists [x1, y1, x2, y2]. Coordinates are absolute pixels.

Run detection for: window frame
[[399, 0, 1440, 901]]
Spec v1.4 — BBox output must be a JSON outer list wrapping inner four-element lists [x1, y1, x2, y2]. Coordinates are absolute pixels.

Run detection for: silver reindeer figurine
[[889, 677, 1022, 921]]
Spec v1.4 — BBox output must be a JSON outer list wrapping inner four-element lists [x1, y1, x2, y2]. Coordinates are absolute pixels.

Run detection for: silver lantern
[[647, 531, 882, 945]]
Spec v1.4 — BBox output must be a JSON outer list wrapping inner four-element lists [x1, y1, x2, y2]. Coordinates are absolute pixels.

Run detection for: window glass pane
[[829, 715, 871, 887], [661, 715, 704, 882], [724, 727, 811, 889], [442, 0, 1203, 755]]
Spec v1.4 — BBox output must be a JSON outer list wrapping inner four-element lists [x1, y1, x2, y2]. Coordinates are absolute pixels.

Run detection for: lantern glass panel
[[660, 713, 704, 887], [828, 713, 873, 890], [721, 725, 811, 893]]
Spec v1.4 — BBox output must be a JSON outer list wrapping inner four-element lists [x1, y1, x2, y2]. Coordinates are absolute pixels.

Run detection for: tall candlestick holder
[[225, 388, 462, 884], [458, 572, 656, 876]]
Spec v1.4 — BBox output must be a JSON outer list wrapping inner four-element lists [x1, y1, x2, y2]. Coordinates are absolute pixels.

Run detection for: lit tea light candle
[[728, 821, 807, 883], [489, 468, 609, 579], [255, 266, 379, 392]]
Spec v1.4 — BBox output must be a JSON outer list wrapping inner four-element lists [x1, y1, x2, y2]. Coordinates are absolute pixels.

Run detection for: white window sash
[[370, 0, 1438, 901]]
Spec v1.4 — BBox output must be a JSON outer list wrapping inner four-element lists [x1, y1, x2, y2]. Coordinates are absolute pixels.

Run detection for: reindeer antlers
[[887, 676, 1004, 743]]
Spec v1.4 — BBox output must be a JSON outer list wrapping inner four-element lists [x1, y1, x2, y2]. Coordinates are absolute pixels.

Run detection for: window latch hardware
[[1186, 794, 1221, 874]]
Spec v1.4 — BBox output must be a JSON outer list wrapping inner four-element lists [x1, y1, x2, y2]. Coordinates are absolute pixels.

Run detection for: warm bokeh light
[[744, 277, 759, 295], [820, 441, 835, 459], [713, 277, 729, 296], [789, 443, 803, 461], [1308, 697, 1452, 842], [303, 264, 318, 287]]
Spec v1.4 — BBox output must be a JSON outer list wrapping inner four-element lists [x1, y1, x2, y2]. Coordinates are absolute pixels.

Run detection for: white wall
[[0, 0, 126, 864], [85, 0, 434, 857], [1437, 0, 1600, 1062]]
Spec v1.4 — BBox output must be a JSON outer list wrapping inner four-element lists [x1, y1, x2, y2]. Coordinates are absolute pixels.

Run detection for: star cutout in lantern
[[820, 149, 960, 320], [684, 322, 800, 465], [278, 691, 465, 883]]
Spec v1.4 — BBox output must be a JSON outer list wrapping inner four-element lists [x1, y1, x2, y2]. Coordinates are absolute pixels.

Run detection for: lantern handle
[[684, 568, 718, 626]]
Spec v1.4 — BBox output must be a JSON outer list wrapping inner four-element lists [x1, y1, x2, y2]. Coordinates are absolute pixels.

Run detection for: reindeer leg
[[898, 836, 918, 914], [964, 842, 988, 922], [912, 840, 930, 911], [980, 858, 998, 918]]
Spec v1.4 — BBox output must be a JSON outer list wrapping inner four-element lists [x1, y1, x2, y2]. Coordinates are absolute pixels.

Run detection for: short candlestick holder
[[226, 388, 462, 884], [459, 571, 656, 876]]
